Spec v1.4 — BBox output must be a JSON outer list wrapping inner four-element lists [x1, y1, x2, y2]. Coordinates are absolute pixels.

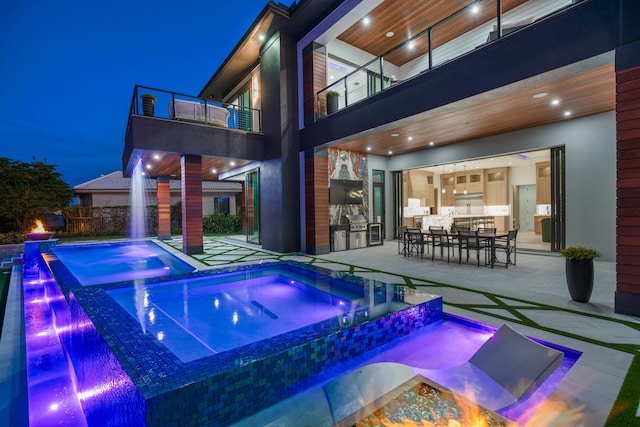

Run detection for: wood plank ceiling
[[338, 0, 528, 66], [332, 63, 615, 157]]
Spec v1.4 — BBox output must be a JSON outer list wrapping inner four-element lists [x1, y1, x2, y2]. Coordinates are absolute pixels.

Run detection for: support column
[[302, 42, 327, 127], [305, 149, 330, 254], [615, 40, 640, 316], [157, 177, 171, 240], [181, 154, 203, 254]]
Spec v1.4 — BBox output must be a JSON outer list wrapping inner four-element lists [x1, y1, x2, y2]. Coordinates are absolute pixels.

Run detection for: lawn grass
[[605, 354, 640, 426], [0, 269, 10, 340]]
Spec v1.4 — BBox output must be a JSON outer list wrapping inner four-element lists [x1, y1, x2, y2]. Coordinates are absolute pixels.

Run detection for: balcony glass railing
[[316, 0, 579, 119], [130, 85, 262, 133]]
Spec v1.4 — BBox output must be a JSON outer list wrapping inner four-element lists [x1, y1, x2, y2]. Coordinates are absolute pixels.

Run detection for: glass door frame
[[245, 168, 260, 244]]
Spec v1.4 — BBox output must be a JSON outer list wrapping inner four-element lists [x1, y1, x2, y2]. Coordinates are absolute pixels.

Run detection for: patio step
[[1, 254, 22, 269]]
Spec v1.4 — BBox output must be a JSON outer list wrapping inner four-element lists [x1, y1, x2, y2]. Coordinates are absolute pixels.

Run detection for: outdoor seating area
[[397, 225, 517, 268]]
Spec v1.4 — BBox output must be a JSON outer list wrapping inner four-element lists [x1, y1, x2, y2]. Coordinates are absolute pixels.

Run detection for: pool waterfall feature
[[27, 243, 443, 426]]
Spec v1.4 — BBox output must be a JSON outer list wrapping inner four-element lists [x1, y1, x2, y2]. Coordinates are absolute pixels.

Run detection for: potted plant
[[141, 93, 156, 117], [560, 246, 601, 302], [326, 90, 340, 115]]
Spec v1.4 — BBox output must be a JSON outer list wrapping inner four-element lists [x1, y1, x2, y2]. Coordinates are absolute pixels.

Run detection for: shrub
[[560, 246, 601, 260], [203, 213, 242, 234]]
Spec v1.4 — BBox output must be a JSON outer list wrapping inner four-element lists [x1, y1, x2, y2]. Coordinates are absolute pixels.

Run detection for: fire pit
[[25, 219, 55, 241], [334, 375, 517, 427]]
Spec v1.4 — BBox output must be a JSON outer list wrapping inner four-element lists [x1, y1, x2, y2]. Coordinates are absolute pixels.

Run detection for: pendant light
[[452, 164, 457, 194], [441, 165, 446, 193], [463, 165, 468, 194]]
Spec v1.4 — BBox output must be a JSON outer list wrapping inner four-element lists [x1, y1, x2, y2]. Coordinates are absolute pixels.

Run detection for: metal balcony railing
[[316, 0, 582, 119], [129, 85, 262, 133]]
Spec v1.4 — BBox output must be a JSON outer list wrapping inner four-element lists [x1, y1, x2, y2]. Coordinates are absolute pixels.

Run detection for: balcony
[[123, 86, 264, 179], [129, 85, 262, 133], [316, 0, 582, 118]]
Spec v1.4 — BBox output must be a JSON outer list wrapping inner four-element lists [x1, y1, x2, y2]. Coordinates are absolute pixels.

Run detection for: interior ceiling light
[[533, 92, 548, 99], [551, 98, 561, 106], [452, 164, 457, 194], [230, 161, 236, 166], [471, 4, 480, 14], [408, 136, 413, 141], [211, 169, 217, 173], [386, 31, 394, 38], [366, 146, 371, 151], [564, 111, 572, 117], [153, 154, 160, 160], [258, 34, 265, 41], [388, 150, 393, 155], [391, 133, 400, 137], [408, 41, 415, 50], [463, 165, 467, 195], [145, 164, 152, 169], [429, 141, 434, 146], [363, 16, 371, 26]]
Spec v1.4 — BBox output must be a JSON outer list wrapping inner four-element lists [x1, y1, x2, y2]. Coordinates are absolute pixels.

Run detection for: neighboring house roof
[[74, 171, 242, 193]]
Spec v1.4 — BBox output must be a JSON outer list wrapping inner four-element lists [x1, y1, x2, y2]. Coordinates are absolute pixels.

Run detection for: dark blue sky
[[0, 0, 272, 186]]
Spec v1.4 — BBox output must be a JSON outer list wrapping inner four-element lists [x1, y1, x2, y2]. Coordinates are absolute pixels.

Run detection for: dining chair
[[430, 229, 455, 262], [457, 229, 489, 267], [494, 229, 518, 267], [406, 228, 424, 258], [396, 226, 409, 255]]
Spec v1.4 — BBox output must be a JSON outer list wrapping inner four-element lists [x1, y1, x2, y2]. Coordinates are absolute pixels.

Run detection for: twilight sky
[[0, 0, 276, 187]]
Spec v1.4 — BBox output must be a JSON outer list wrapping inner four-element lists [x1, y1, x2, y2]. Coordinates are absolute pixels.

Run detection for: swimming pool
[[50, 240, 196, 286], [30, 252, 443, 426]]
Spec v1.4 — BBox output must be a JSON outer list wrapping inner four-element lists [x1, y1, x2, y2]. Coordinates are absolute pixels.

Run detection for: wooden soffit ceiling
[[338, 0, 528, 66], [333, 60, 615, 157]]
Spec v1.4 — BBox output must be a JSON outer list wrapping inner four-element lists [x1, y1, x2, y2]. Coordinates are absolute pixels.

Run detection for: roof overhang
[[199, 0, 346, 101]]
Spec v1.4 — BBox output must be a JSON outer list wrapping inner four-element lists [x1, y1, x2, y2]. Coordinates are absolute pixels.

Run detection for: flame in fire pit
[[31, 219, 47, 233]]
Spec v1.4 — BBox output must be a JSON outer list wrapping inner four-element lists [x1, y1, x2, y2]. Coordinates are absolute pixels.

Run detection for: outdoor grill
[[342, 214, 367, 249], [343, 214, 367, 232]]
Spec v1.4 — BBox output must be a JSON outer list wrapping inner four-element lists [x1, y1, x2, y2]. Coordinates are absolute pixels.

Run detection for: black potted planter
[[141, 93, 156, 117], [326, 91, 340, 115], [560, 246, 601, 303]]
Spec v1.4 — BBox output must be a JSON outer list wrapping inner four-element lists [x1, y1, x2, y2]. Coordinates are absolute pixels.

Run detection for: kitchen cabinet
[[403, 170, 434, 207], [484, 167, 509, 205], [440, 172, 456, 206], [467, 171, 483, 193], [536, 161, 551, 205]]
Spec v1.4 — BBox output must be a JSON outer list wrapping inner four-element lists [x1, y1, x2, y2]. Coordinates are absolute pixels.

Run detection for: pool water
[[50, 240, 195, 286], [108, 273, 364, 362]]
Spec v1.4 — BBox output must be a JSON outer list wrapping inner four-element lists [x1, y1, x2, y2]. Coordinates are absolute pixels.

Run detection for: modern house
[[123, 0, 640, 316]]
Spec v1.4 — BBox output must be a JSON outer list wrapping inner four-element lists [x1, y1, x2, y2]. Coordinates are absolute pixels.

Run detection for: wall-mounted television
[[330, 179, 363, 205]]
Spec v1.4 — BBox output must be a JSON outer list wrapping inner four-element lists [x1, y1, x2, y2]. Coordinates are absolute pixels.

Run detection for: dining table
[[403, 229, 509, 268]]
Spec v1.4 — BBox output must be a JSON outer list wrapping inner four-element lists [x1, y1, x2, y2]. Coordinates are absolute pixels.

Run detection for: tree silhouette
[[0, 157, 74, 232]]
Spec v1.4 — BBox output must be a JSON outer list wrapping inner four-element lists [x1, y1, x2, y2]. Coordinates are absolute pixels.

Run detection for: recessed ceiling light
[[391, 133, 400, 137], [230, 161, 236, 166], [429, 141, 434, 146], [211, 169, 217, 173], [408, 41, 415, 50], [471, 5, 480, 14], [153, 154, 160, 160], [551, 98, 561, 106], [408, 136, 413, 141], [563, 110, 572, 117], [386, 31, 394, 38], [533, 92, 548, 99], [146, 164, 152, 169], [258, 34, 265, 41], [388, 150, 393, 155], [366, 146, 371, 151], [330, 75, 334, 80], [363, 17, 371, 26]]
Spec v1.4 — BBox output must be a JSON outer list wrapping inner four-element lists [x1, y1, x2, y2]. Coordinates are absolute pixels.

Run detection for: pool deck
[[1, 235, 637, 426], [173, 235, 634, 427]]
